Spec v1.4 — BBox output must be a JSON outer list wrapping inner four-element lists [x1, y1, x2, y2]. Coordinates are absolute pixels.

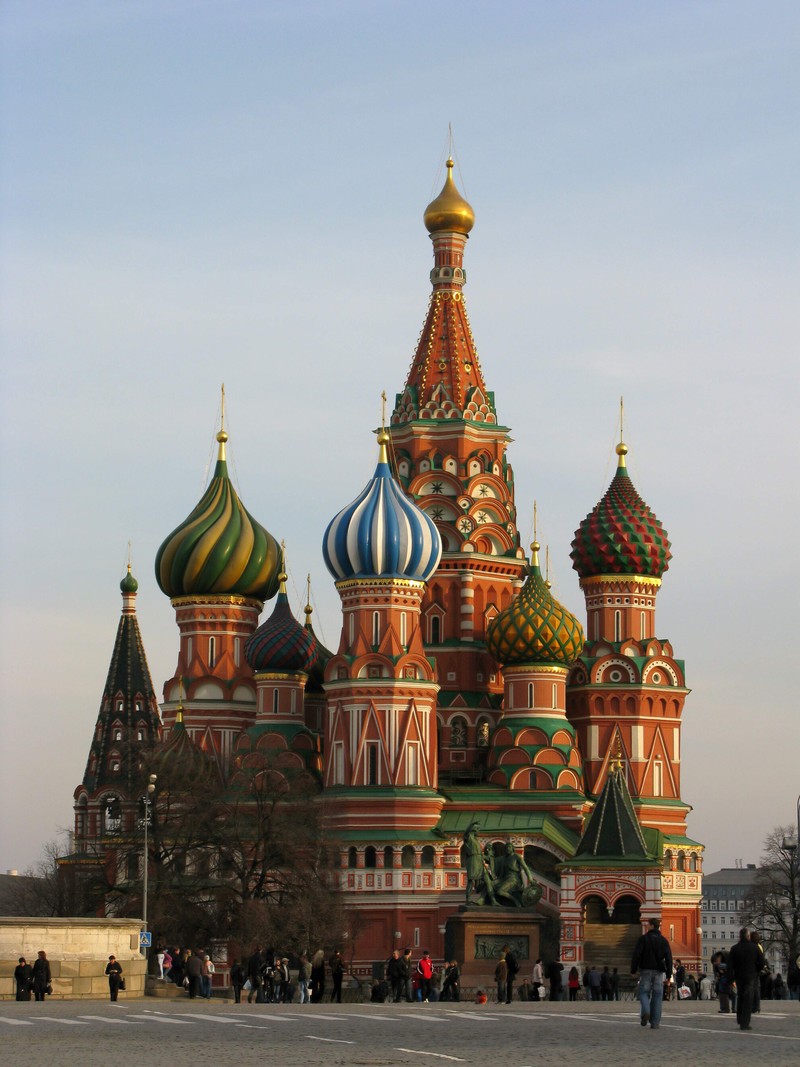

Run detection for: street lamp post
[[142, 773, 157, 950]]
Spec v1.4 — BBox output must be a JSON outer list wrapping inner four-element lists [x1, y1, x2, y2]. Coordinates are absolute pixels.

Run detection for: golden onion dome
[[423, 158, 475, 235]]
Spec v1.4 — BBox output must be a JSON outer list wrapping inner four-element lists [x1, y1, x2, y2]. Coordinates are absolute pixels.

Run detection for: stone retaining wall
[[0, 917, 147, 999]]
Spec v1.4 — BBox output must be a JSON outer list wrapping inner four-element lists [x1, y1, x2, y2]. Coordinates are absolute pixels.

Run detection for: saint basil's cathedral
[[72, 157, 704, 971]]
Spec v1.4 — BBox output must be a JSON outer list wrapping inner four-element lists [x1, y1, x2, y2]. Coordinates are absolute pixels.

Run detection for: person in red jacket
[[417, 950, 434, 1003]]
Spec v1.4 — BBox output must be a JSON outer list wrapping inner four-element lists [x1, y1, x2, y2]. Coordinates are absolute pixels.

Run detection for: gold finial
[[278, 541, 288, 591], [545, 545, 551, 589], [304, 574, 313, 622], [616, 395, 627, 467], [216, 385, 228, 459], [381, 389, 387, 433], [609, 736, 624, 774], [530, 502, 540, 568], [127, 541, 132, 570], [177, 678, 185, 720]]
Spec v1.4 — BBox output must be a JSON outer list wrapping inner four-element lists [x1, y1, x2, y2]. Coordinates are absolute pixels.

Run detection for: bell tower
[[389, 158, 527, 781]]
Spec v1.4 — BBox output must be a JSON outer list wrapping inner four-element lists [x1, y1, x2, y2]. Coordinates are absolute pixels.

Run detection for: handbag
[[243, 979, 252, 991], [46, 983, 53, 995], [119, 977, 126, 991]]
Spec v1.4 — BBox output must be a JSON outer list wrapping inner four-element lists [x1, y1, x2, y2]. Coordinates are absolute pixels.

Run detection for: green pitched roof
[[574, 765, 652, 861]]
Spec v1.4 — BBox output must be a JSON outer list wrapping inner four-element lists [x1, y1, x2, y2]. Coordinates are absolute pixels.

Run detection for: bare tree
[[6, 838, 105, 917], [742, 825, 799, 972]]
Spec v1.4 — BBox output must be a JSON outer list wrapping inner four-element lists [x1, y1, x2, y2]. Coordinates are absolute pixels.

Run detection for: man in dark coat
[[546, 958, 563, 1001], [631, 917, 672, 1029], [185, 951, 203, 999], [386, 950, 405, 1003], [728, 927, 764, 1031], [503, 945, 519, 1004], [247, 946, 263, 1004]]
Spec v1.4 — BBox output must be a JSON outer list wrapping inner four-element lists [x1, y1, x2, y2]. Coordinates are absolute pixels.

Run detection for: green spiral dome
[[155, 430, 281, 601], [487, 544, 584, 668]]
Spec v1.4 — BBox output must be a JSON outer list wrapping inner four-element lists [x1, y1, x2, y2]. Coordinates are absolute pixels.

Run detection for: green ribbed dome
[[155, 430, 281, 601], [487, 543, 584, 668]]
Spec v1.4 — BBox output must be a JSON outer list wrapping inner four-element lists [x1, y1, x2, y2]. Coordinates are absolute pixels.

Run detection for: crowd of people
[[12, 932, 799, 1012]]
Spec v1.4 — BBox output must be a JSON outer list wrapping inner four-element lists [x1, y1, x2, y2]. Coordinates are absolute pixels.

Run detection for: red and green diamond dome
[[245, 570, 320, 674], [570, 442, 671, 581], [155, 429, 281, 601]]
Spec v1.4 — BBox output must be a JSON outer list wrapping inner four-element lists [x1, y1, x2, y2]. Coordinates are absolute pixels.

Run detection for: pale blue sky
[[1, 1, 798, 876]]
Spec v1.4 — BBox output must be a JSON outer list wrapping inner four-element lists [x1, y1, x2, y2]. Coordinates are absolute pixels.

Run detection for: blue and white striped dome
[[323, 431, 442, 582]]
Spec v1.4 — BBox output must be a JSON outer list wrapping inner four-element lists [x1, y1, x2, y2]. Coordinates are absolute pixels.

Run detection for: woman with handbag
[[31, 950, 51, 1002], [105, 955, 124, 1001]]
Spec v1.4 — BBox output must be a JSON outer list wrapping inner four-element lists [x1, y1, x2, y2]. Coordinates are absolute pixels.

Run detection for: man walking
[[503, 944, 519, 1004], [631, 917, 672, 1029], [728, 927, 764, 1031], [387, 949, 404, 1003]]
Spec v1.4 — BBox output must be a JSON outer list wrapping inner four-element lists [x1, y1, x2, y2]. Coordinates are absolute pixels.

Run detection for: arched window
[[614, 610, 621, 642], [476, 719, 490, 747], [400, 612, 407, 645], [383, 846, 394, 868], [372, 611, 380, 646], [690, 852, 698, 872], [528, 683, 533, 709], [365, 846, 377, 869], [103, 796, 122, 835], [401, 845, 415, 869], [430, 615, 441, 644], [678, 850, 687, 872], [234, 637, 241, 667], [347, 847, 357, 868], [272, 689, 279, 714], [348, 613, 355, 644], [640, 612, 646, 639], [421, 846, 435, 868], [552, 683, 557, 709], [208, 636, 216, 668]]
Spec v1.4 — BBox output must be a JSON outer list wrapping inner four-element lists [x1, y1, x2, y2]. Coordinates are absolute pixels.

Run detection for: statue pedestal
[[445, 908, 543, 992]]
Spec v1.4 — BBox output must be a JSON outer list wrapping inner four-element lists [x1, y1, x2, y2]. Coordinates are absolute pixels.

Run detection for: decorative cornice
[[171, 594, 264, 609], [580, 575, 662, 590]]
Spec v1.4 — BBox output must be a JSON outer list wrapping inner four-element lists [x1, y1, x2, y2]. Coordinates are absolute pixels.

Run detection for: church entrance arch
[[582, 892, 642, 992]]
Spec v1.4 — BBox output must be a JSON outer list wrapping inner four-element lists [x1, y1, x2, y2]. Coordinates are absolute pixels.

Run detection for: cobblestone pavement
[[1, 999, 798, 1066]]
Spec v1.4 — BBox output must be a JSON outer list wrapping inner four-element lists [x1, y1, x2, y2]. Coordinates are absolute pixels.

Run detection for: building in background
[[702, 865, 784, 976]]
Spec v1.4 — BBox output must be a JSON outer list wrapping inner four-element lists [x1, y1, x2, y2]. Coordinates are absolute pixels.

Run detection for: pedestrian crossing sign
[[140, 931, 152, 947]]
